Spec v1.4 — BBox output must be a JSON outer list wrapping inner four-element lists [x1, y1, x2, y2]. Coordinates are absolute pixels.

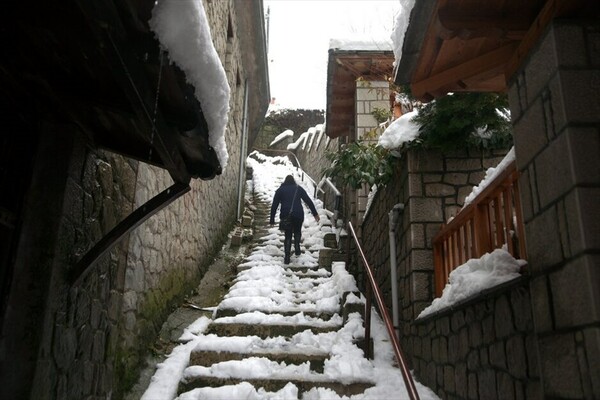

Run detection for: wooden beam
[[504, 0, 584, 81], [438, 8, 532, 40], [71, 182, 191, 286], [411, 43, 516, 99]]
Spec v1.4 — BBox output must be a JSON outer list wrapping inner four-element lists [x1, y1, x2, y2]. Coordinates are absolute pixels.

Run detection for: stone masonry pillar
[[508, 20, 600, 399]]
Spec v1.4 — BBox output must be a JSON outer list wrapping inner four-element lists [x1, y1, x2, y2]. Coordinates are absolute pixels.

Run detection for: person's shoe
[[294, 249, 301, 256], [284, 257, 290, 265]]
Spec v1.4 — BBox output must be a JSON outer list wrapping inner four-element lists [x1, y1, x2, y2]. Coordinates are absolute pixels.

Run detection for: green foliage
[[325, 141, 396, 189], [371, 107, 391, 124], [411, 92, 513, 151], [263, 108, 324, 136]]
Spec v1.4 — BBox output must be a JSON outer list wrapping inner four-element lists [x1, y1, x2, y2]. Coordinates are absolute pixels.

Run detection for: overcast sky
[[265, 0, 400, 111]]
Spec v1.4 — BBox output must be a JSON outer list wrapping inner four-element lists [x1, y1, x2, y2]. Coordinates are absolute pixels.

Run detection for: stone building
[[0, 0, 269, 398], [361, 1, 599, 399], [325, 43, 396, 232]]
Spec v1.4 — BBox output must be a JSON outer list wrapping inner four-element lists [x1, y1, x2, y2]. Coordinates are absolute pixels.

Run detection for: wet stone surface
[[124, 237, 252, 400]]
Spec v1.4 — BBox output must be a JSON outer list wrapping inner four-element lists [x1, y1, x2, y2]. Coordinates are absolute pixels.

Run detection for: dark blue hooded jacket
[[270, 182, 318, 224]]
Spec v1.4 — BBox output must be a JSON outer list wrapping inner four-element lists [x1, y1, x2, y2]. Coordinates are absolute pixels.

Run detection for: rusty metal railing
[[347, 221, 420, 400]]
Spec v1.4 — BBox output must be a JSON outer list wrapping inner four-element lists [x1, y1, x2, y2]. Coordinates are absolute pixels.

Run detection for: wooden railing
[[347, 221, 420, 400], [432, 160, 526, 297]]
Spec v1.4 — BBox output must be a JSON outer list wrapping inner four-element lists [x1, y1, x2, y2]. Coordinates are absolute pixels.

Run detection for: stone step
[[215, 307, 338, 321], [206, 321, 340, 339], [178, 375, 374, 397], [189, 350, 329, 373], [236, 264, 320, 273]]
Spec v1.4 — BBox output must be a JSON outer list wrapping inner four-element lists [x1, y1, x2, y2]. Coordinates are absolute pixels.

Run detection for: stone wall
[[117, 0, 249, 391], [24, 0, 260, 398], [25, 130, 137, 400], [290, 126, 340, 217], [362, 148, 508, 317], [412, 279, 540, 399], [293, 126, 335, 183], [361, 146, 527, 399], [253, 123, 339, 214], [507, 20, 600, 399], [355, 80, 391, 225], [355, 80, 389, 140]]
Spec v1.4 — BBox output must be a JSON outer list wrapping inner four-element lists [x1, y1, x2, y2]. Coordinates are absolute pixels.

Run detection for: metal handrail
[[316, 176, 342, 228], [347, 221, 420, 400]]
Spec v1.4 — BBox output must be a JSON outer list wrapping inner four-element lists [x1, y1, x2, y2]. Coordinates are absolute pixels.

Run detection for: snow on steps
[[176, 194, 374, 398], [178, 266, 372, 397]]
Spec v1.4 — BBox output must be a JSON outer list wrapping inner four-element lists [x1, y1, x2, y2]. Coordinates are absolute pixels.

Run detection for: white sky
[[265, 0, 400, 110]]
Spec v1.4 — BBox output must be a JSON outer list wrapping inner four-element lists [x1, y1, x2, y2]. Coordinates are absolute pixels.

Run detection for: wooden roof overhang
[[1, 0, 222, 183], [326, 49, 395, 139], [0, 0, 265, 283], [394, 0, 598, 101]]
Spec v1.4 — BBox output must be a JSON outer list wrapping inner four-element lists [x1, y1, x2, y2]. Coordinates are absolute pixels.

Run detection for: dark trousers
[[283, 217, 302, 261]]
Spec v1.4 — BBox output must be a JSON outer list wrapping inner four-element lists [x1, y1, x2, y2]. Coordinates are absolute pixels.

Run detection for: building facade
[[0, 1, 269, 398]]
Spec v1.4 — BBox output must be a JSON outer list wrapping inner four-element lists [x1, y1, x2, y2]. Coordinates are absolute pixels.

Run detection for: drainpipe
[[388, 203, 404, 339], [236, 80, 249, 220]]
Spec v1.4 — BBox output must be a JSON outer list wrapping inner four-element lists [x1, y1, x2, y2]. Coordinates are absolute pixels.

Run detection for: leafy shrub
[[411, 92, 512, 151], [325, 141, 395, 189]]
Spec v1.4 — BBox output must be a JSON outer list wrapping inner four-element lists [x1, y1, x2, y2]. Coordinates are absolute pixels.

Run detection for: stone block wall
[[355, 80, 391, 225], [291, 128, 341, 220], [293, 126, 336, 184], [507, 20, 600, 399], [411, 280, 541, 399], [362, 147, 509, 318], [24, 0, 260, 398], [27, 131, 137, 400], [117, 0, 249, 391], [361, 146, 524, 399], [355, 80, 390, 140]]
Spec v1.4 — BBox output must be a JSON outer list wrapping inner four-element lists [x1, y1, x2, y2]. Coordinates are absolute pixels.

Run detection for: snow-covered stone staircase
[[174, 199, 375, 398]]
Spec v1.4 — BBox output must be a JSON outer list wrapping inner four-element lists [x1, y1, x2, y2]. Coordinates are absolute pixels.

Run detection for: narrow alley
[[132, 152, 439, 399]]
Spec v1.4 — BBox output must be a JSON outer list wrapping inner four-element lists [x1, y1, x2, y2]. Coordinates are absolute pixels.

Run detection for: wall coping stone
[[414, 275, 530, 325]]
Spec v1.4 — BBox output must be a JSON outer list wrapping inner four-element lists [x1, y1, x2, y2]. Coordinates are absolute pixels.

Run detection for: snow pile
[[150, 0, 230, 169], [377, 110, 421, 149], [418, 248, 526, 319], [329, 38, 393, 51], [463, 147, 515, 207], [218, 263, 357, 315], [287, 131, 309, 151], [141, 316, 212, 400], [390, 0, 417, 66], [314, 123, 326, 149], [270, 129, 294, 147]]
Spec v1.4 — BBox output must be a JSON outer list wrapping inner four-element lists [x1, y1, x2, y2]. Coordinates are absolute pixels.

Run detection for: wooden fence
[[432, 160, 527, 297]]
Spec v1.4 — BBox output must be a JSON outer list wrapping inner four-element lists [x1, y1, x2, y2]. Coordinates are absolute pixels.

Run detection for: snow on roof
[[390, 0, 417, 66], [329, 38, 393, 51], [377, 110, 421, 149], [269, 129, 294, 147], [150, 0, 231, 169]]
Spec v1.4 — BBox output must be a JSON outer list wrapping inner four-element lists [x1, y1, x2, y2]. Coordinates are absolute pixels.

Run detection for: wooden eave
[[326, 49, 395, 139], [394, 0, 597, 101], [0, 0, 223, 183]]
